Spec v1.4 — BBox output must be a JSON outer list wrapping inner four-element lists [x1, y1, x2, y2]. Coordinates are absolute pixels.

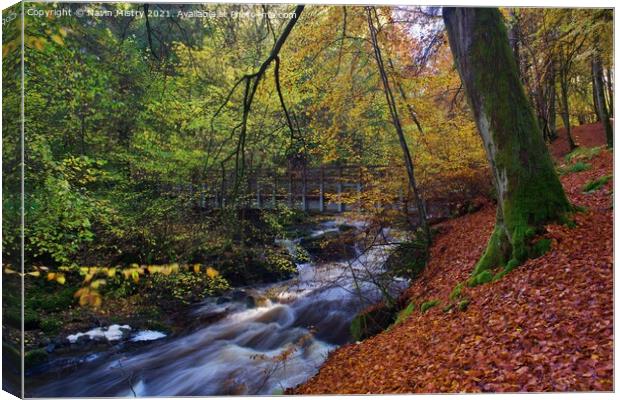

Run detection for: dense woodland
[[1, 3, 614, 395]]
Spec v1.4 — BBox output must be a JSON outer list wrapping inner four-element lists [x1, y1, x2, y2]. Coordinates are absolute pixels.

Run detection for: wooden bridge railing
[[148, 164, 487, 215], [159, 165, 404, 213]]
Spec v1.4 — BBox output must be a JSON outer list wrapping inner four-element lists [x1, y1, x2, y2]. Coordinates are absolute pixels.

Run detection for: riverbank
[[25, 216, 407, 396], [292, 147, 613, 393], [4, 210, 356, 373], [10, 213, 377, 388]]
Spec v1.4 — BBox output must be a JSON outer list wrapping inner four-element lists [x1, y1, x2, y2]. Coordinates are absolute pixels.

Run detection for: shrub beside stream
[[4, 206, 312, 370]]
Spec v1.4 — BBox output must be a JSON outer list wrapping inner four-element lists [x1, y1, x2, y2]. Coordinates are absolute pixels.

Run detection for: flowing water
[[28, 220, 406, 397]]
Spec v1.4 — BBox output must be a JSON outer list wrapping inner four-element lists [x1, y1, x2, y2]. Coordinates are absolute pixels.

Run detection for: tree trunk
[[534, 85, 548, 142], [559, 71, 577, 151], [547, 61, 557, 140], [366, 7, 430, 242], [387, 57, 425, 135], [605, 66, 613, 115], [443, 7, 571, 280], [592, 54, 613, 147], [507, 9, 522, 79], [592, 71, 602, 121]]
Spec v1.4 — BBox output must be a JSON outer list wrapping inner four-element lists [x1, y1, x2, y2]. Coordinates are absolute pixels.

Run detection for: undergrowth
[[583, 175, 612, 193], [559, 161, 591, 175], [420, 300, 439, 313], [565, 146, 602, 163], [387, 302, 416, 330]]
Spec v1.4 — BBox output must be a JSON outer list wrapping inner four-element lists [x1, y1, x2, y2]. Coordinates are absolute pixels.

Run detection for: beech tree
[[443, 7, 572, 282]]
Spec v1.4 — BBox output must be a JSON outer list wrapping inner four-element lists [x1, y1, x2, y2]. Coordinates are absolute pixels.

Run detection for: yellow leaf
[[90, 279, 106, 289], [56, 274, 66, 285], [27, 271, 41, 277], [33, 38, 45, 50], [4, 268, 17, 275], [193, 264, 201, 273], [79, 294, 89, 306], [206, 267, 219, 278], [170, 263, 179, 273], [50, 34, 64, 45], [107, 268, 116, 278], [91, 293, 102, 308]]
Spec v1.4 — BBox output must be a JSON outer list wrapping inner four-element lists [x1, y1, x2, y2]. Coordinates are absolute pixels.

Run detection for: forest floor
[[293, 128, 613, 393], [551, 121, 608, 158]]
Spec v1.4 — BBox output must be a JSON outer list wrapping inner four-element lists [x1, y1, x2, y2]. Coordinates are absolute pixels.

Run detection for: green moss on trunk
[[444, 8, 571, 282]]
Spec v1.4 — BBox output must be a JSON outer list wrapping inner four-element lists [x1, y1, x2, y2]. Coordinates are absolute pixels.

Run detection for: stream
[[27, 219, 407, 397]]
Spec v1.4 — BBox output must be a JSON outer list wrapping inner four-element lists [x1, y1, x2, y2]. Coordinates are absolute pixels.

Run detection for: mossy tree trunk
[[443, 8, 571, 279]]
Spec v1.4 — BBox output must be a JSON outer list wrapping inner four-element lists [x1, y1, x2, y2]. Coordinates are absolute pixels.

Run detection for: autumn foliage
[[292, 142, 613, 393]]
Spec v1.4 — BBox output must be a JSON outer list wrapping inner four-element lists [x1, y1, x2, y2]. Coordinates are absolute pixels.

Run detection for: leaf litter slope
[[293, 148, 613, 393]]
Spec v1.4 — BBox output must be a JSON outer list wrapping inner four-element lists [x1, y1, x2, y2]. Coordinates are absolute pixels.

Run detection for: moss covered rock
[[350, 303, 398, 342], [299, 230, 357, 263]]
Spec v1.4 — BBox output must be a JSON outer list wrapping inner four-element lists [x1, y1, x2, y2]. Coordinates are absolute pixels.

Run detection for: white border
[[0, 1, 617, 400]]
